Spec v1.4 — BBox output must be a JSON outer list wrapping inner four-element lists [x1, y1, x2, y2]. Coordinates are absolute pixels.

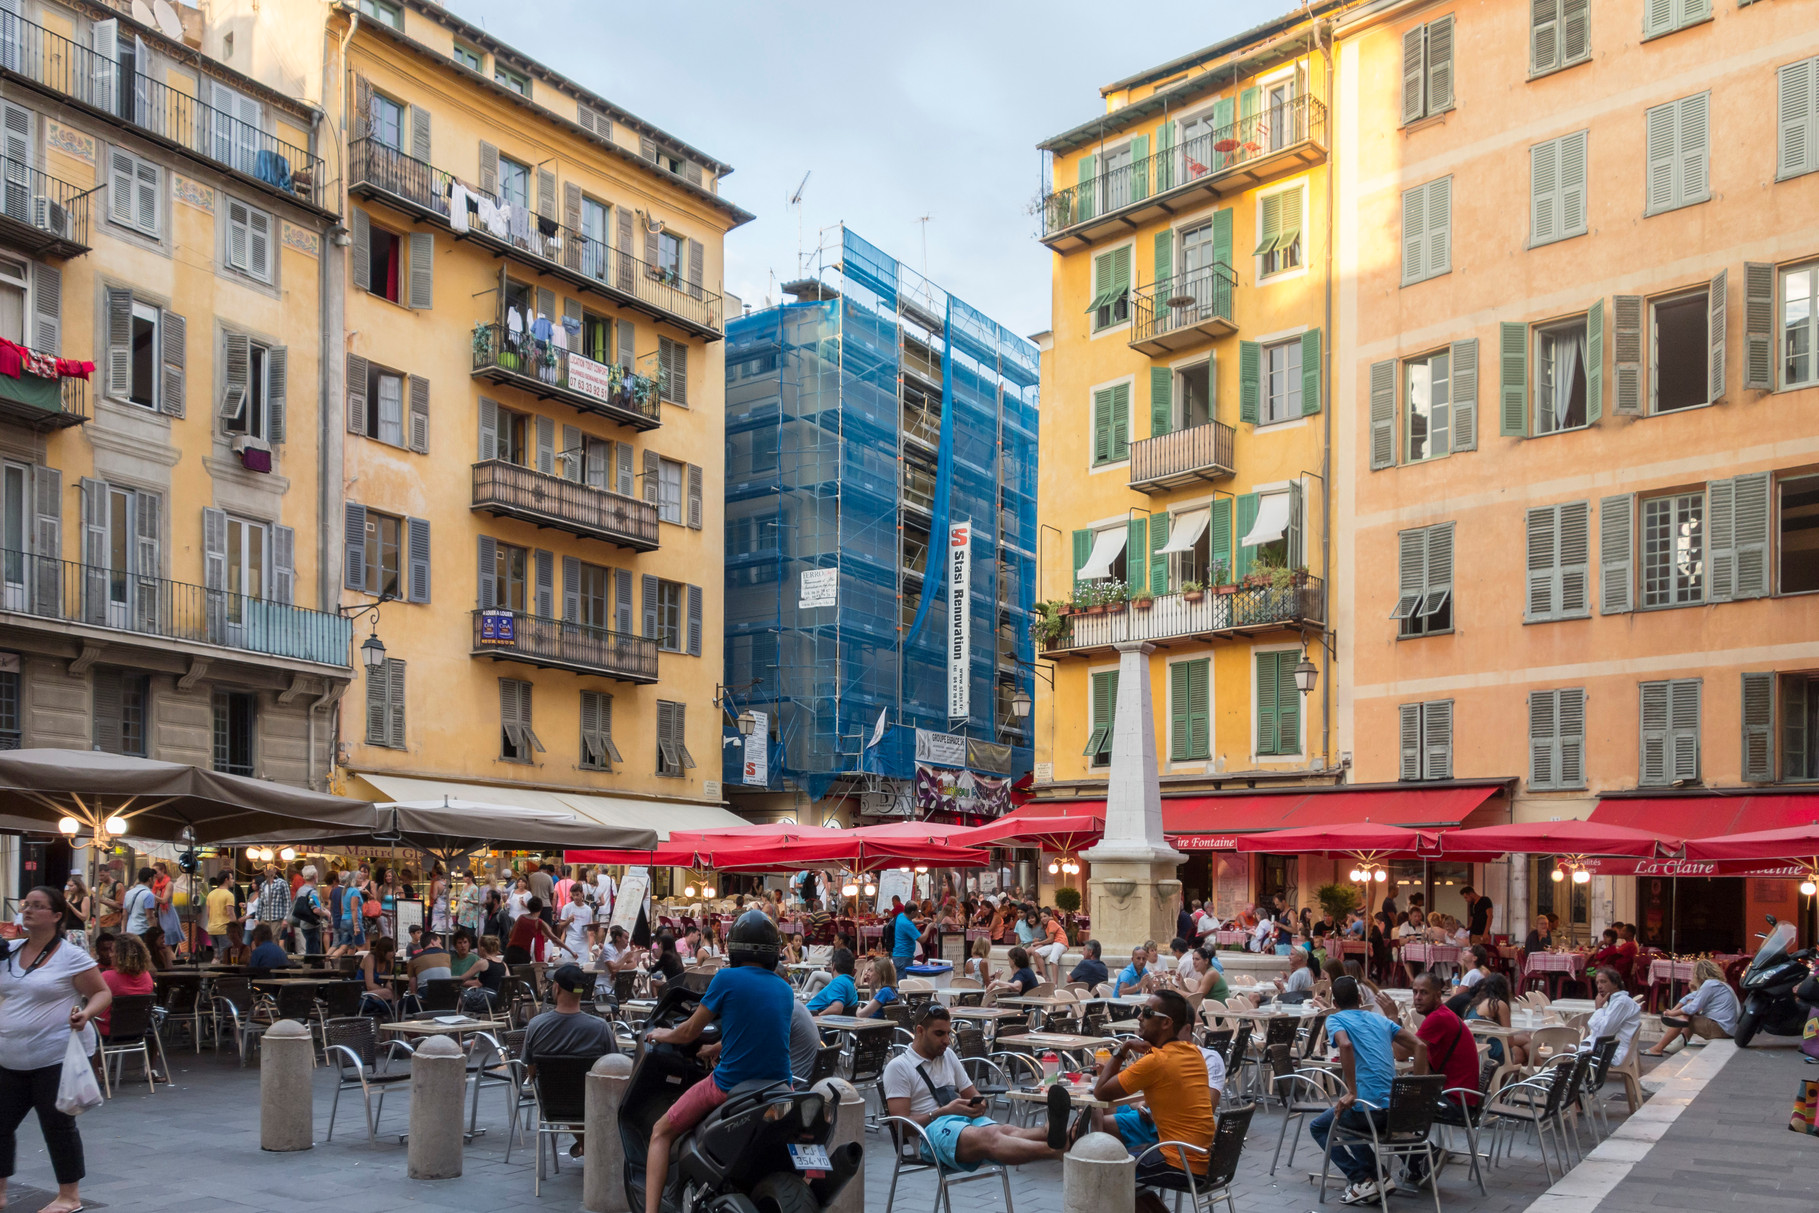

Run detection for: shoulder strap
[[914, 1062, 946, 1100]]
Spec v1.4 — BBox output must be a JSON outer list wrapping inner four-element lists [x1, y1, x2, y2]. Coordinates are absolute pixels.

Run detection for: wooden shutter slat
[[1369, 359, 1396, 470], [1451, 338, 1478, 451], [1599, 494, 1633, 614]]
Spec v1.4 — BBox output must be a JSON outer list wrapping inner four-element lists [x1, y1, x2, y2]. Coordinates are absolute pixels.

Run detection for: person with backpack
[[288, 867, 329, 955]]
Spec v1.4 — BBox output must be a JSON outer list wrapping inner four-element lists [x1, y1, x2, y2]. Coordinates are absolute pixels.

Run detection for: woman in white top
[[0, 885, 111, 1213], [506, 877, 533, 924]]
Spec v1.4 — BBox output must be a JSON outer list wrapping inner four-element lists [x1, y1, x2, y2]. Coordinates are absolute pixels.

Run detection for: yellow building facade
[[1032, 7, 1341, 907]]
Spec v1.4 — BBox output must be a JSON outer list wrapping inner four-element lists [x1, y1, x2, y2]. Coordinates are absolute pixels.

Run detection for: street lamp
[[1293, 654, 1319, 695], [1571, 868, 1591, 885], [736, 710, 758, 738], [361, 630, 386, 672], [1010, 689, 1033, 720]]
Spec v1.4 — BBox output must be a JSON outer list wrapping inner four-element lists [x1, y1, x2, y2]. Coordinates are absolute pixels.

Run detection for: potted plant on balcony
[[1245, 553, 1282, 590], [1102, 580, 1130, 614], [1132, 589, 1155, 609], [1180, 580, 1206, 603], [1290, 565, 1310, 588], [1031, 601, 1068, 647], [1074, 582, 1104, 615], [472, 321, 494, 364], [1209, 559, 1236, 595]]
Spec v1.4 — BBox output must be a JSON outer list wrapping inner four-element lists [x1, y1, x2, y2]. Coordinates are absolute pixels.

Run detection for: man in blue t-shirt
[[643, 911, 795, 1213], [1112, 946, 1152, 996], [807, 948, 858, 1014], [1309, 976, 1428, 1207], [891, 905, 922, 968]]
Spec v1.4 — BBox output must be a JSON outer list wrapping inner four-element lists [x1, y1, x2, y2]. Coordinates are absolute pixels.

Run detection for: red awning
[[1590, 794, 1819, 840]]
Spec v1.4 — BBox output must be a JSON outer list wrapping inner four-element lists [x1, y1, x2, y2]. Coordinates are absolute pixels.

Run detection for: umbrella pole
[[1670, 874, 1678, 953]]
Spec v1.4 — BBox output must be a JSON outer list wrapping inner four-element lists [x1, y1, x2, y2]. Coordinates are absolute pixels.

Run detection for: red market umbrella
[[714, 837, 992, 874], [668, 822, 850, 845], [1440, 820, 1685, 859], [1232, 822, 1448, 858], [1684, 823, 1819, 863], [851, 822, 980, 845], [952, 813, 1105, 854]]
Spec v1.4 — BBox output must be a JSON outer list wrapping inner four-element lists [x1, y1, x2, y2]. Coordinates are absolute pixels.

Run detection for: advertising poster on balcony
[[914, 728, 966, 768], [742, 710, 768, 786], [946, 520, 971, 720], [568, 351, 615, 404], [799, 567, 837, 609], [478, 609, 515, 645]]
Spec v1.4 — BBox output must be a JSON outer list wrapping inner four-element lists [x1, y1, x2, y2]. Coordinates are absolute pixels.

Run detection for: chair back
[[1383, 1073, 1447, 1139], [1298, 1011, 1329, 1059], [1202, 1027, 1235, 1058], [1026, 982, 1055, 998], [612, 969, 639, 1003], [156, 979, 199, 1014], [678, 967, 716, 995], [848, 1029, 894, 1084], [1082, 1009, 1111, 1038], [105, 993, 156, 1041], [954, 1025, 987, 1060], [275, 984, 318, 1020], [509, 963, 542, 995], [323, 1015, 379, 1068], [212, 976, 254, 1013], [899, 978, 934, 993], [882, 1004, 916, 1035], [1262, 1015, 1300, 1048], [946, 976, 981, 990], [1203, 1101, 1255, 1187], [318, 979, 363, 1018], [1584, 1035, 1619, 1091], [419, 978, 463, 1012], [532, 1055, 593, 1123], [1525, 1024, 1580, 1066], [808, 1044, 842, 1083]]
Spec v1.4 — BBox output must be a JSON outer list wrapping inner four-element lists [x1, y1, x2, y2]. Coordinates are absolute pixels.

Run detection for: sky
[[439, 0, 1294, 338]]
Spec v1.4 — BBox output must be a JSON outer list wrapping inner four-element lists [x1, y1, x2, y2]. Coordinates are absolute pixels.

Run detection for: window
[[1263, 338, 1302, 422], [0, 257, 26, 347], [1399, 15, 1455, 124], [212, 690, 255, 776], [656, 700, 694, 776], [579, 690, 622, 771], [368, 364, 404, 446], [363, 509, 401, 599], [1256, 185, 1303, 276], [1405, 349, 1450, 462], [499, 678, 543, 763], [1177, 362, 1211, 430], [106, 148, 159, 237], [1254, 650, 1301, 757], [1091, 383, 1130, 465], [223, 515, 267, 625], [498, 156, 531, 210], [1528, 688, 1586, 789], [658, 231, 684, 284], [1649, 291, 1711, 413], [365, 221, 400, 303], [494, 64, 529, 97], [1392, 521, 1454, 637], [128, 300, 158, 410], [657, 457, 684, 524], [1529, 0, 1591, 76], [572, 560, 610, 629], [1097, 142, 1133, 213], [582, 308, 613, 363], [1398, 700, 1454, 780], [1643, 0, 1711, 40], [1169, 658, 1210, 761], [452, 43, 483, 72], [1534, 318, 1588, 434], [1089, 246, 1131, 331], [1644, 94, 1710, 216], [358, 0, 401, 28], [1641, 491, 1703, 607], [0, 660, 17, 749], [221, 339, 274, 439], [1780, 262, 1817, 389], [1781, 474, 1819, 594], [1401, 177, 1451, 286], [493, 541, 528, 611], [364, 657, 405, 748], [369, 93, 404, 151], [1525, 501, 1591, 621], [92, 668, 149, 756], [1778, 57, 1819, 182], [1085, 670, 1117, 767], [581, 198, 610, 281], [1764, 672, 1819, 781], [224, 199, 273, 282], [1265, 78, 1298, 152], [497, 405, 529, 465], [1639, 677, 1700, 786], [655, 579, 684, 652], [1529, 131, 1588, 247]]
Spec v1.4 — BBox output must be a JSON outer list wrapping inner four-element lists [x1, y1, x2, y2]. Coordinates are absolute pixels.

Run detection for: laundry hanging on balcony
[[1239, 492, 1290, 546], [1158, 508, 1210, 554], [0, 339, 91, 381], [1076, 528, 1128, 580]]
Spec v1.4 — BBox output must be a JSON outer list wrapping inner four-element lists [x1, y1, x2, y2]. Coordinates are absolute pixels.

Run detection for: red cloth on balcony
[[0, 339, 92, 381]]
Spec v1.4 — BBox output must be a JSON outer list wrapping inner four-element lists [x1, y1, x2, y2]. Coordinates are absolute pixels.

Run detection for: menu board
[[393, 897, 425, 940], [611, 867, 651, 939]]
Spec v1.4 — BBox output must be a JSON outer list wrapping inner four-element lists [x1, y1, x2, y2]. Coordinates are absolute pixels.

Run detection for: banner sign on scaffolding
[[915, 729, 966, 768], [947, 520, 971, 720], [799, 567, 837, 609], [742, 710, 769, 786], [915, 765, 1012, 817]]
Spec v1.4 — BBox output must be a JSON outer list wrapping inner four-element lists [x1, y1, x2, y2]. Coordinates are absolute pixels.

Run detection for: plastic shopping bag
[[54, 1029, 102, 1117]]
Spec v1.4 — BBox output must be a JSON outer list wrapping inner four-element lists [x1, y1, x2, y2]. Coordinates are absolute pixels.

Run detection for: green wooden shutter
[[1211, 97, 1235, 146], [1586, 299, 1604, 423], [1300, 328, 1321, 416], [1275, 651, 1300, 755], [1255, 651, 1279, 756], [1126, 516, 1148, 595], [1210, 498, 1232, 584], [1212, 206, 1233, 277], [1452, 338, 1478, 451], [1240, 86, 1260, 143], [1287, 482, 1305, 570], [1072, 529, 1092, 588], [1150, 512, 1171, 594], [1562, 0, 1590, 64], [1077, 153, 1097, 222], [1742, 671, 1777, 782], [1129, 134, 1149, 201], [1645, 99, 1678, 214], [1187, 658, 1210, 760], [1599, 494, 1634, 614], [1425, 177, 1452, 277], [1109, 381, 1131, 461], [1155, 119, 1176, 193], [1678, 94, 1710, 208], [1239, 341, 1261, 423], [1169, 662, 1191, 760], [1234, 492, 1259, 582], [1559, 130, 1587, 238], [1255, 191, 1281, 257], [1369, 359, 1396, 470], [1151, 365, 1173, 437], [1531, 0, 1560, 75], [1499, 321, 1528, 436], [1531, 137, 1560, 246], [1559, 500, 1590, 616], [1092, 388, 1112, 464], [1154, 229, 1173, 292]]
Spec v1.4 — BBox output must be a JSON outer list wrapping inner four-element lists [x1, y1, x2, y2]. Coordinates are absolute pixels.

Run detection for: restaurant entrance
[[1637, 874, 1744, 954]]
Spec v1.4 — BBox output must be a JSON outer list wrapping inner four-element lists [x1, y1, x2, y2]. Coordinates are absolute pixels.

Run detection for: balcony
[[1128, 421, 1235, 494], [1041, 94, 1326, 252], [470, 608, 658, 683], [0, 364, 85, 431], [1042, 577, 1326, 658], [0, 156, 93, 258], [471, 459, 659, 551], [0, 13, 325, 211], [0, 549, 351, 669], [1130, 265, 1237, 356], [471, 323, 661, 432], [350, 139, 722, 339]]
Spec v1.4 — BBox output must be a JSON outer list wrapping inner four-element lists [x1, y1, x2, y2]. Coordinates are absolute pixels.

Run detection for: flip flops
[[1045, 1084, 1072, 1150]]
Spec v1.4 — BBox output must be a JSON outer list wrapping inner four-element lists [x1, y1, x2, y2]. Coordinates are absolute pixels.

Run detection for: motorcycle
[[620, 984, 862, 1213], [1733, 917, 1818, 1048]]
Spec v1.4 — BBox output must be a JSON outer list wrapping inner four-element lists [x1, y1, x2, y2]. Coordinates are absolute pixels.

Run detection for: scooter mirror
[[1767, 914, 1779, 926]]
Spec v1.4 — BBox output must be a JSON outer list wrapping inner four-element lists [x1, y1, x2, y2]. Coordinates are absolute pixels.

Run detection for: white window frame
[[1404, 347, 1451, 463], [1639, 489, 1705, 609], [655, 578, 684, 653], [127, 299, 159, 411], [224, 196, 273, 283], [657, 457, 684, 524], [1096, 137, 1136, 215], [1533, 315, 1590, 436], [0, 255, 28, 347], [1261, 337, 1302, 423], [497, 155, 531, 210], [1784, 261, 1819, 391], [1254, 179, 1307, 283], [373, 368, 404, 447], [107, 146, 160, 239], [369, 92, 404, 152]]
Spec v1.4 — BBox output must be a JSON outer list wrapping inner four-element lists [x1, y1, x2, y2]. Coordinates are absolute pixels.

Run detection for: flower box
[[1132, 597, 1154, 610], [1182, 590, 1205, 603]]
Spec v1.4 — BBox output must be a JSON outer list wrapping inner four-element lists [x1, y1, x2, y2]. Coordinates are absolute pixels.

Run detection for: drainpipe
[[1317, 17, 1335, 774]]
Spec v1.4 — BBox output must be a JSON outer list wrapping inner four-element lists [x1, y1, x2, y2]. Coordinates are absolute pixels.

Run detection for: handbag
[[54, 1030, 102, 1117], [915, 1062, 960, 1108]]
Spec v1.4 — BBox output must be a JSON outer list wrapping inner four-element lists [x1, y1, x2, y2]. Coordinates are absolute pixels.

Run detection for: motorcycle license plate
[[788, 1144, 832, 1172]]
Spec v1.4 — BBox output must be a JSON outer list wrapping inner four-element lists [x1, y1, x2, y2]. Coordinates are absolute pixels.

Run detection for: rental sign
[[947, 520, 971, 721]]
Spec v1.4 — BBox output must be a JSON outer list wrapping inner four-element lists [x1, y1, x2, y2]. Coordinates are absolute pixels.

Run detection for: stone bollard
[[407, 1036, 466, 1180], [260, 1019, 314, 1152], [583, 1053, 634, 1213], [812, 1077, 865, 1213], [1064, 1132, 1135, 1213]]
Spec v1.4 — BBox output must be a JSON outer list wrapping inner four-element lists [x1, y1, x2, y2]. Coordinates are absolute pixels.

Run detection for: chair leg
[[326, 1081, 341, 1142], [1316, 1129, 1340, 1204], [1269, 1110, 1292, 1175], [883, 1155, 900, 1213], [998, 1162, 1015, 1213]]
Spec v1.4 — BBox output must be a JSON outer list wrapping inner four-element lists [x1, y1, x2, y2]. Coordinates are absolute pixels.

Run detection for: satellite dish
[[152, 0, 185, 41], [132, 1, 155, 25]]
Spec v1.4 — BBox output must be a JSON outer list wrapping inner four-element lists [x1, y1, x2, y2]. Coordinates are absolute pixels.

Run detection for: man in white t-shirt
[[558, 884, 596, 960], [594, 870, 617, 919]]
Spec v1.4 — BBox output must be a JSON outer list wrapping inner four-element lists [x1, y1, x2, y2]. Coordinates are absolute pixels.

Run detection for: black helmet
[[728, 908, 782, 969]]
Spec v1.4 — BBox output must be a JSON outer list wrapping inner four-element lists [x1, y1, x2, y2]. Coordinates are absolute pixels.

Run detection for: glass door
[[1267, 80, 1296, 151], [1, 462, 25, 610], [105, 486, 133, 628], [224, 516, 266, 639], [1099, 144, 1133, 214]]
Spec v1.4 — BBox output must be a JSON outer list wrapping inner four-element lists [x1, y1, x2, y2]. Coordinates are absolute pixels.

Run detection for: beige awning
[[1241, 491, 1291, 547], [1077, 527, 1129, 580], [1159, 508, 1210, 554], [359, 774, 745, 842]]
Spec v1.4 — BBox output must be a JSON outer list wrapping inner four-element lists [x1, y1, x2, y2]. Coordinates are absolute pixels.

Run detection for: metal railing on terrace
[[471, 323, 661, 431], [0, 12, 324, 208], [0, 363, 85, 431], [1044, 576, 1325, 656], [0, 155, 94, 257], [471, 459, 659, 551], [469, 607, 658, 683], [1041, 94, 1326, 242], [1128, 421, 1236, 493], [1130, 263, 1238, 354], [0, 549, 351, 667], [351, 138, 722, 338]]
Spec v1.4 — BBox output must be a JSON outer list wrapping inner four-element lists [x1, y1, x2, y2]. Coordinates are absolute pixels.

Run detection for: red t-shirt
[[509, 916, 541, 952], [100, 969, 154, 1037], [1415, 1004, 1480, 1106]]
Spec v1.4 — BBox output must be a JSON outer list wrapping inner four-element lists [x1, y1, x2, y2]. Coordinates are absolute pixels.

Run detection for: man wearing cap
[[521, 963, 616, 1157]]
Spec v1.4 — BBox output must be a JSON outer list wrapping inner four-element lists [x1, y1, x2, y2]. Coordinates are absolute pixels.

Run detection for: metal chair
[[209, 976, 256, 1064], [1576, 1035, 1621, 1139], [417, 977, 464, 1013], [322, 1015, 416, 1142], [1482, 1061, 1573, 1184], [1134, 1101, 1254, 1213], [1269, 1068, 1346, 1175], [154, 978, 205, 1053], [797, 1044, 842, 1087], [464, 1028, 526, 1142], [1316, 1073, 1447, 1213], [881, 1114, 1015, 1213], [99, 994, 159, 1096], [529, 1056, 593, 1196], [846, 1029, 895, 1121], [1248, 1015, 1300, 1100]]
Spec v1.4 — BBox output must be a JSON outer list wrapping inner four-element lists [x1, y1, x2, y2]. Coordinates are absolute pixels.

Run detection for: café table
[[1080, 994, 1151, 1013], [946, 1005, 1028, 1042], [380, 1015, 496, 1041], [1524, 950, 1587, 999], [995, 995, 1078, 1028], [1548, 998, 1597, 1016], [814, 1014, 897, 1035], [1215, 930, 1248, 947], [1399, 942, 1462, 984], [993, 1031, 1114, 1056], [1006, 1077, 1140, 1112]]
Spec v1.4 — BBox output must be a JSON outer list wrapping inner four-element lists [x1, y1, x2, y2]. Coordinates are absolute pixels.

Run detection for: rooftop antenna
[[788, 170, 811, 278], [914, 213, 932, 281]]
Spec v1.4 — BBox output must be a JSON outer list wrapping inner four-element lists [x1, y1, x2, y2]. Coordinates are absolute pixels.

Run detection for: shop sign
[[568, 351, 615, 403], [946, 520, 971, 719], [1167, 834, 1240, 851], [799, 567, 837, 608], [742, 710, 769, 786]]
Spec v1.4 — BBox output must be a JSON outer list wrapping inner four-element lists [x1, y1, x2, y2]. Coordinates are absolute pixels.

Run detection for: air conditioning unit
[[32, 198, 67, 238]]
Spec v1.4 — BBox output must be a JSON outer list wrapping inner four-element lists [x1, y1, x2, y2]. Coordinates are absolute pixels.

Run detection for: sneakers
[[1339, 1178, 1383, 1206]]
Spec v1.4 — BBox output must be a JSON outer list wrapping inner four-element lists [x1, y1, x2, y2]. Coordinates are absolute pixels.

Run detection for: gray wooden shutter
[[1561, 0, 1590, 63], [32, 262, 59, 355], [687, 584, 702, 656], [1424, 522, 1453, 621], [1529, 690, 1559, 789], [535, 414, 554, 475], [641, 573, 658, 638], [269, 523, 294, 606], [1670, 678, 1701, 782], [1599, 494, 1633, 614], [479, 141, 499, 196], [343, 501, 366, 591], [537, 167, 556, 221], [1678, 93, 1709, 207], [1558, 687, 1584, 787], [410, 104, 430, 162], [1743, 262, 1775, 389], [219, 331, 249, 427], [1525, 505, 1558, 621], [618, 319, 635, 372], [1643, 0, 1672, 41], [1531, 0, 1560, 74], [534, 549, 554, 618], [350, 206, 370, 293], [1451, 338, 1478, 450], [688, 239, 704, 300], [1368, 360, 1395, 469], [1399, 702, 1422, 781], [1742, 671, 1777, 782], [1391, 527, 1425, 620], [687, 464, 702, 529], [408, 375, 429, 453], [266, 344, 286, 442], [1401, 183, 1425, 285], [1732, 471, 1771, 600], [1559, 131, 1586, 239], [1585, 299, 1603, 424], [644, 222, 658, 271], [671, 339, 689, 404], [1639, 680, 1670, 785], [105, 286, 131, 400], [1300, 329, 1321, 417], [365, 661, 388, 745], [616, 207, 635, 291], [385, 660, 406, 748], [1612, 296, 1643, 414], [616, 442, 635, 496], [1708, 475, 1736, 602], [1426, 15, 1453, 112], [615, 567, 633, 634], [1422, 700, 1453, 780], [1424, 177, 1451, 279], [32, 466, 60, 616], [1531, 137, 1559, 245], [1777, 57, 1818, 182], [347, 353, 370, 436], [476, 535, 497, 608], [1499, 321, 1527, 436], [477, 396, 498, 461], [643, 450, 659, 505], [1558, 500, 1590, 616], [562, 555, 580, 622], [1708, 268, 1727, 404], [408, 231, 434, 309], [562, 183, 583, 270], [157, 308, 184, 418], [562, 425, 582, 481], [353, 74, 373, 141], [406, 517, 430, 604], [1646, 99, 1678, 213]]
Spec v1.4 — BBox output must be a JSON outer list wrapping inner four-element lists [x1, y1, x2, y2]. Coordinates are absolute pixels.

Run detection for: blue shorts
[[922, 1115, 997, 1174], [1113, 1105, 1158, 1151]]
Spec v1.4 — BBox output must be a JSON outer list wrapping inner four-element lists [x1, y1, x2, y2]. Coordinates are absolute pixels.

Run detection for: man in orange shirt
[[1090, 989, 1216, 1212]]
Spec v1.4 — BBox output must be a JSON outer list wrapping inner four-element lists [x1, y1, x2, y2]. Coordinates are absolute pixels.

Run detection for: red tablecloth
[[1526, 951, 1587, 977], [1215, 930, 1247, 946], [1401, 942, 1461, 965]]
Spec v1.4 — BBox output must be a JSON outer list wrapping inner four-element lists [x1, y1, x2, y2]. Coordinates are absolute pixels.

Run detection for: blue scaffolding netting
[[723, 228, 1040, 803]]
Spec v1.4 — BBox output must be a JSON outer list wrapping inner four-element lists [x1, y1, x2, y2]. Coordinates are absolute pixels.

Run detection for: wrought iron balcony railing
[[1130, 264, 1237, 355], [470, 607, 659, 683], [0, 363, 85, 431], [0, 154, 93, 257], [471, 323, 661, 431], [1128, 421, 1235, 493], [471, 459, 659, 551], [1043, 576, 1325, 657]]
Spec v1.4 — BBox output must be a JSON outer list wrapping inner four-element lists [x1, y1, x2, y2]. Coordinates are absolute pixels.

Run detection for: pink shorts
[[664, 1074, 730, 1134]]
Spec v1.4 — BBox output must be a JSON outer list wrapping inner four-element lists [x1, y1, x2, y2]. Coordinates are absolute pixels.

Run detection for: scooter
[[620, 985, 862, 1213], [1733, 917, 1818, 1048]]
